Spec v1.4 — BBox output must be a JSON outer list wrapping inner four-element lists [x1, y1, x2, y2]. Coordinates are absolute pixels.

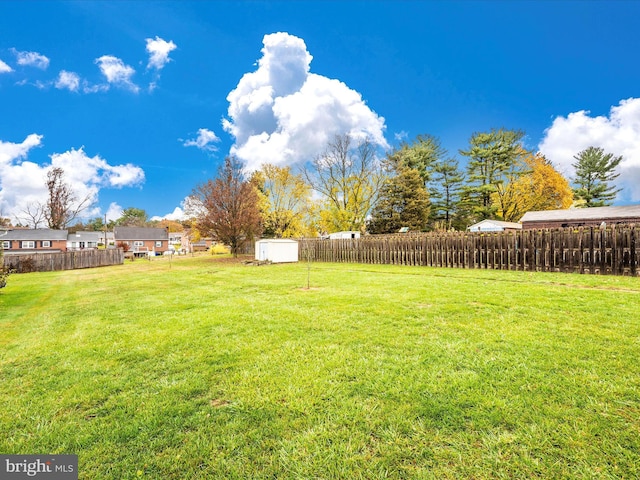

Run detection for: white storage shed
[[255, 239, 299, 263], [328, 231, 361, 239]]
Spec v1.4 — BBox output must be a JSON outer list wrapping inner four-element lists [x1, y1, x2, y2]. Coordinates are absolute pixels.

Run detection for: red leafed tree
[[192, 156, 262, 256]]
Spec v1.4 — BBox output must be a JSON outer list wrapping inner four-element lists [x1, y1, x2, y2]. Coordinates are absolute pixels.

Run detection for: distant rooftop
[[520, 205, 640, 223]]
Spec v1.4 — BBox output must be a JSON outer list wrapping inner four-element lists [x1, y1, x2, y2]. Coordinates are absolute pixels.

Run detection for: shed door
[[260, 242, 269, 261]]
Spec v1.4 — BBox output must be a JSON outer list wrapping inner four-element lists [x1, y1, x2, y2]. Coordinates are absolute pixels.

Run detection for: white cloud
[[183, 128, 220, 152], [106, 202, 123, 222], [150, 207, 185, 222], [55, 70, 80, 92], [394, 131, 409, 142], [13, 49, 50, 69], [0, 135, 145, 224], [150, 196, 193, 222], [539, 97, 640, 203], [146, 36, 177, 70], [223, 32, 388, 171], [95, 55, 139, 93], [0, 59, 12, 73], [0, 133, 43, 166]]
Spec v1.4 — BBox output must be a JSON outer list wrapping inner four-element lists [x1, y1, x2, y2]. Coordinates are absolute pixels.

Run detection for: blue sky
[[2, 1, 640, 224]]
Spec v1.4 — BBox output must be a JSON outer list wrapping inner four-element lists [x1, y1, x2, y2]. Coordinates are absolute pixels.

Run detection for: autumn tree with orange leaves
[[191, 156, 262, 256]]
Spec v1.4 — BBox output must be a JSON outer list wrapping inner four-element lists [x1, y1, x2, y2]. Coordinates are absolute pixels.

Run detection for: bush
[[210, 244, 230, 255], [0, 249, 8, 289]]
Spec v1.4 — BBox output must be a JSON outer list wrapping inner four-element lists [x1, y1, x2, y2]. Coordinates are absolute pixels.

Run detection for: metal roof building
[[520, 205, 640, 229]]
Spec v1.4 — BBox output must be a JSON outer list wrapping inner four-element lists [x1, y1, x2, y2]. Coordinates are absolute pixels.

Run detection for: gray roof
[[520, 205, 640, 223], [113, 226, 168, 241], [1, 228, 68, 240], [67, 231, 104, 241]]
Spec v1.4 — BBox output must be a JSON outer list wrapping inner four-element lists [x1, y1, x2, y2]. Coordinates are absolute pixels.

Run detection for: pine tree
[[572, 146, 622, 207], [430, 158, 464, 230], [368, 167, 430, 234], [460, 128, 526, 221]]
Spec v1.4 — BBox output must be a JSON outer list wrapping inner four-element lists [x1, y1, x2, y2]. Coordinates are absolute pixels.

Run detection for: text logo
[[1, 455, 77, 479]]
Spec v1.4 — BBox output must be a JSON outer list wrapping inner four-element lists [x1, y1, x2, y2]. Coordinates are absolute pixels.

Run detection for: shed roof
[[256, 238, 298, 243], [113, 227, 169, 240], [520, 205, 640, 223], [1, 228, 68, 240], [467, 220, 522, 230]]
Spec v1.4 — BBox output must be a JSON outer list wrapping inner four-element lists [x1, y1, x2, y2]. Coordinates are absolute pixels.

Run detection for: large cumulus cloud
[[222, 32, 388, 171], [538, 98, 640, 203], [0, 134, 145, 224]]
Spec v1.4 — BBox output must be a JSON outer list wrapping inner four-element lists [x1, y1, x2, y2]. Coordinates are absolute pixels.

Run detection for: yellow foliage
[[210, 244, 230, 255], [493, 153, 573, 222]]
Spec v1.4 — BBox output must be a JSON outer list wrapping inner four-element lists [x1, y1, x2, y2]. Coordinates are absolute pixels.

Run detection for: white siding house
[[255, 239, 299, 263]]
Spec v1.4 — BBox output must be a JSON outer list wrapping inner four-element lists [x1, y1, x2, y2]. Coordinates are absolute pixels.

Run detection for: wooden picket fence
[[3, 249, 125, 273], [298, 225, 639, 276]]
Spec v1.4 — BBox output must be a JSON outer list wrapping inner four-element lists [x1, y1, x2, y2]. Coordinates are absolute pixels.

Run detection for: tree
[[492, 153, 573, 221], [115, 208, 149, 227], [251, 164, 311, 238], [18, 203, 46, 228], [572, 146, 622, 207], [368, 166, 430, 234], [0, 238, 9, 289], [304, 134, 386, 233], [429, 158, 464, 230], [192, 156, 262, 256], [44, 167, 92, 229], [387, 134, 446, 187], [460, 128, 527, 221]]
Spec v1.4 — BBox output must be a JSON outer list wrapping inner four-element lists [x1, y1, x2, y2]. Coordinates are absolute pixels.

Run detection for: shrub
[[0, 247, 8, 289], [210, 243, 230, 255]]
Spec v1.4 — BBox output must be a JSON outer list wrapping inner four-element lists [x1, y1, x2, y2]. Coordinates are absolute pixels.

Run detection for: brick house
[[113, 226, 169, 255], [520, 205, 640, 229], [1, 229, 69, 254]]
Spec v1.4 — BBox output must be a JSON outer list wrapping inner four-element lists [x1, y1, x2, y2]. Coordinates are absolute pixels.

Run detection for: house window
[[1, 241, 9, 249], [155, 241, 163, 247], [21, 241, 35, 249], [42, 240, 51, 247], [133, 241, 144, 247]]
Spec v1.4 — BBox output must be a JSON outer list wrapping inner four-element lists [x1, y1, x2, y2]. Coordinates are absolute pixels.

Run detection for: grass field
[[1, 255, 639, 479]]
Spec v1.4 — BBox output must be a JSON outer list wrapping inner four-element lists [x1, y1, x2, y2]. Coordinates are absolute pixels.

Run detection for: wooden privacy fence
[[3, 249, 125, 273], [299, 225, 639, 276]]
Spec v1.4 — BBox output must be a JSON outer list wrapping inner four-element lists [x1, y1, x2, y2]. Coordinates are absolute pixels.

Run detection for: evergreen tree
[[387, 134, 446, 188], [572, 146, 622, 207], [459, 128, 526, 222], [429, 158, 464, 230], [368, 167, 430, 234]]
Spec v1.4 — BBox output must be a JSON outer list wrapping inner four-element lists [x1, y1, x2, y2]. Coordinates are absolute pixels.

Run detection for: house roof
[[67, 231, 104, 241], [520, 205, 640, 223], [113, 226, 168, 241], [1, 228, 68, 240], [467, 220, 522, 230]]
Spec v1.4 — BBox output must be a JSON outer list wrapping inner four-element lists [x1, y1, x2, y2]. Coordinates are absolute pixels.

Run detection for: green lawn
[[1, 255, 639, 479]]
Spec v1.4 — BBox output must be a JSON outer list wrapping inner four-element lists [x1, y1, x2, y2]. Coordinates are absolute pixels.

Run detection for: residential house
[[113, 226, 169, 256], [67, 231, 114, 250], [467, 219, 523, 233], [1, 229, 69, 254], [520, 205, 640, 229]]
